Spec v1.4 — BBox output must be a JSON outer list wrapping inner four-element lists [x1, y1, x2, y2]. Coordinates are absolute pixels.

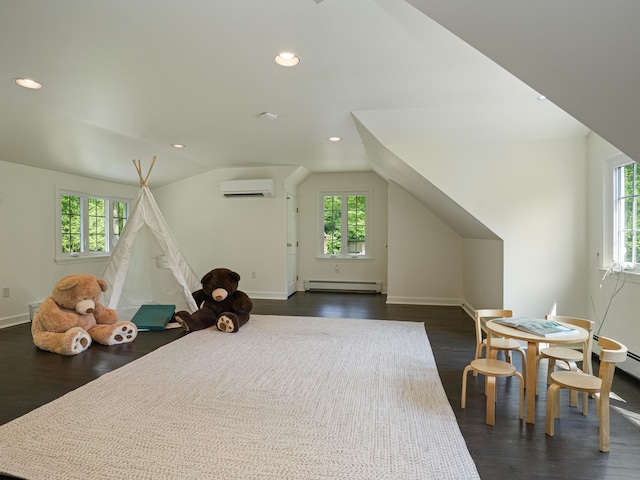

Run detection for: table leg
[[526, 341, 537, 424]]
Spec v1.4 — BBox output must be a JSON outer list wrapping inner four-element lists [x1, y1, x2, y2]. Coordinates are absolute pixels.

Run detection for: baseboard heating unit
[[304, 280, 382, 294]]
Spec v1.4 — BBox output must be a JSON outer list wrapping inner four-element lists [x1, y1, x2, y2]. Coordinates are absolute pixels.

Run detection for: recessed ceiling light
[[259, 112, 278, 121], [171, 143, 186, 148], [14, 78, 42, 89], [275, 52, 300, 67], [327, 136, 342, 142], [537, 95, 547, 101]]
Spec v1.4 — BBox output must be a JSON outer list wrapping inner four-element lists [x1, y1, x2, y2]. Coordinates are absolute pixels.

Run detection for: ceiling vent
[[220, 179, 276, 198]]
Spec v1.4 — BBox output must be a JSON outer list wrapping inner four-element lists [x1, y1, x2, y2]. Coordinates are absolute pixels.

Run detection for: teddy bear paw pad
[[217, 316, 236, 332], [110, 325, 138, 344], [71, 331, 92, 354], [173, 313, 191, 331]]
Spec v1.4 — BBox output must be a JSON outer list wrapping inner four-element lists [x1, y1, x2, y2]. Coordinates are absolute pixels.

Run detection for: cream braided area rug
[[0, 315, 479, 479]]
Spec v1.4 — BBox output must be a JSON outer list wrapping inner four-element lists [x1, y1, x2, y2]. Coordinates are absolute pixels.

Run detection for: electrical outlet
[[251, 272, 256, 279], [2, 287, 9, 298]]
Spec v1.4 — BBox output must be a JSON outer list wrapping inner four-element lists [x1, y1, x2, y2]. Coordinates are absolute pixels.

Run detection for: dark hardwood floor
[[2, 292, 639, 479]]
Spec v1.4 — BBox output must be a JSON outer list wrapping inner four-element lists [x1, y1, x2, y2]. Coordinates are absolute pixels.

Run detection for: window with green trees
[[59, 190, 129, 258], [614, 161, 640, 265], [61, 194, 82, 253], [321, 192, 369, 257]]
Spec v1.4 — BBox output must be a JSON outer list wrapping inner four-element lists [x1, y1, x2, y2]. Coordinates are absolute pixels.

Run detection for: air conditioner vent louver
[[220, 179, 275, 197]]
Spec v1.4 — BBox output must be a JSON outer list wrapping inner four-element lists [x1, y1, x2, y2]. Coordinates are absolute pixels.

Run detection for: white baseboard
[[0, 314, 30, 329], [461, 301, 475, 318], [385, 296, 462, 306], [244, 291, 290, 301]]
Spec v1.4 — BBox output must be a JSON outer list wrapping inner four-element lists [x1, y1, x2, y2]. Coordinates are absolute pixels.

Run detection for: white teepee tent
[[101, 157, 200, 319]]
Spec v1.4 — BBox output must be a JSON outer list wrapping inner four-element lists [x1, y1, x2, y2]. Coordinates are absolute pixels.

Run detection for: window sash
[[320, 191, 369, 258], [613, 161, 640, 265]]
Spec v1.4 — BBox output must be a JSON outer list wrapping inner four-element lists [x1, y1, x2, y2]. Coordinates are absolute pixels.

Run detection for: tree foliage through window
[[61, 194, 81, 253], [59, 191, 129, 256], [615, 162, 640, 264], [323, 193, 367, 256]]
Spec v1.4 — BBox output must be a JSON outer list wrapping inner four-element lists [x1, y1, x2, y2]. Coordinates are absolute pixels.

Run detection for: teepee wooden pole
[[132, 156, 157, 187], [133, 159, 143, 185], [143, 156, 157, 186]]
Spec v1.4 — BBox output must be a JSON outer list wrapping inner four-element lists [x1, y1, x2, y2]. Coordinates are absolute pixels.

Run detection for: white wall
[[1, 133, 602, 352], [152, 166, 300, 300], [296, 172, 388, 292], [388, 138, 588, 318], [462, 238, 504, 311], [586, 133, 640, 377], [0, 160, 138, 327], [386, 180, 463, 305]]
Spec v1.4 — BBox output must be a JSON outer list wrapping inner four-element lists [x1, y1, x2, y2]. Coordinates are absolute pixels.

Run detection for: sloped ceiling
[[0, 0, 589, 188], [354, 114, 500, 240], [407, 0, 640, 163]]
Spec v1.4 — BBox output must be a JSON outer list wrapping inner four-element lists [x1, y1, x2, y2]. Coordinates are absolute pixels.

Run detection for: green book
[[130, 304, 176, 331]]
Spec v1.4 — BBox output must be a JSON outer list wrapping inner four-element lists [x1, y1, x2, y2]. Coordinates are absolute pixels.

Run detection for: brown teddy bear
[[174, 268, 253, 333], [32, 274, 138, 355]]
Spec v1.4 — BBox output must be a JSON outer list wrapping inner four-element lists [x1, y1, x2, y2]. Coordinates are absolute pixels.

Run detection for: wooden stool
[[474, 310, 527, 381], [546, 337, 627, 452], [462, 358, 524, 425]]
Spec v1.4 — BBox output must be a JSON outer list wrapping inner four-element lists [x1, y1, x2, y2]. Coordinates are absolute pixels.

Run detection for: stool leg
[[547, 358, 556, 385], [461, 366, 471, 409], [485, 376, 496, 425], [565, 361, 580, 407], [600, 392, 611, 452], [570, 389, 578, 407], [546, 383, 561, 436], [517, 349, 527, 386], [473, 345, 483, 376]]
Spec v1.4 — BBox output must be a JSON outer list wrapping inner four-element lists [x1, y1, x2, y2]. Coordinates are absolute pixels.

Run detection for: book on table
[[492, 317, 577, 338]]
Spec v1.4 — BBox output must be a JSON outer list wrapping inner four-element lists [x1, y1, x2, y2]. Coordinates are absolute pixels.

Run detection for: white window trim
[[54, 186, 131, 264], [603, 153, 640, 277], [317, 189, 372, 260]]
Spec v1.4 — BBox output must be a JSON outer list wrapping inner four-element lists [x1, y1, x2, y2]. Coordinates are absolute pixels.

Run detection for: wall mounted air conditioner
[[220, 179, 275, 197]]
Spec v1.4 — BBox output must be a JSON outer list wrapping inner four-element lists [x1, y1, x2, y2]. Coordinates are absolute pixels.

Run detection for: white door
[[287, 192, 298, 296]]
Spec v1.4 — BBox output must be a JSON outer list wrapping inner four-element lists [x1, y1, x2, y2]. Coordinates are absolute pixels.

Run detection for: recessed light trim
[[171, 143, 186, 149], [327, 136, 342, 142], [275, 52, 300, 67], [259, 112, 278, 121], [14, 78, 42, 89], [537, 95, 547, 101]]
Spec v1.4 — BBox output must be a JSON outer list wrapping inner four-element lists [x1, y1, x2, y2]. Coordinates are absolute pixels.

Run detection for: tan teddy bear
[[32, 273, 137, 355]]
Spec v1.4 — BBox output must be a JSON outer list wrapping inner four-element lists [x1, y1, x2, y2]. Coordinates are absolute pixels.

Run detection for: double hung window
[[57, 189, 129, 260], [320, 191, 369, 258]]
